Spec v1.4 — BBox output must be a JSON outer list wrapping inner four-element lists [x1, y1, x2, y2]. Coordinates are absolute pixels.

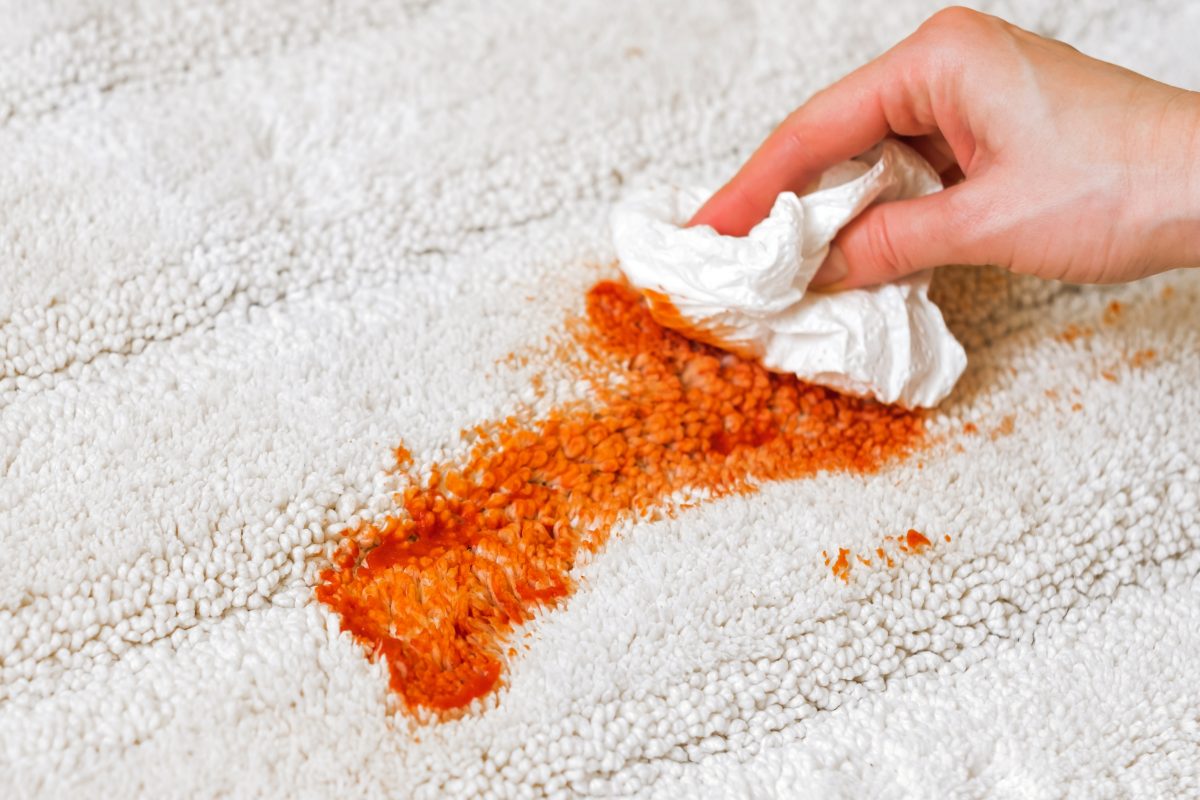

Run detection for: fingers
[[810, 183, 985, 289], [689, 38, 937, 235]]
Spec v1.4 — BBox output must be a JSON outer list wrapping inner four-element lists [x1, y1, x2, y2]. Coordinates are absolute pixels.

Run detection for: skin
[[689, 7, 1200, 290]]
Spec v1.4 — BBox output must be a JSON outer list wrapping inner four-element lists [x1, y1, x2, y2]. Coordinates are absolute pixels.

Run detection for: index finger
[[688, 37, 935, 236]]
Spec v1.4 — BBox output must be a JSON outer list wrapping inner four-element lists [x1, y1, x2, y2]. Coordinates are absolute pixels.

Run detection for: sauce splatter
[[392, 444, 412, 469], [1129, 349, 1156, 368], [1057, 324, 1094, 344], [316, 281, 926, 715], [990, 415, 1015, 440], [824, 529, 942, 582], [1102, 300, 1124, 325], [830, 548, 852, 582], [903, 529, 931, 552]]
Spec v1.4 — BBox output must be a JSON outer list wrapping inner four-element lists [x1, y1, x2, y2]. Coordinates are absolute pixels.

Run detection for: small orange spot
[[904, 529, 931, 552], [1058, 324, 1094, 344], [1103, 300, 1124, 324], [1071, 402, 1084, 412], [963, 422, 978, 435], [1162, 286, 1175, 300], [1044, 389, 1058, 400], [831, 548, 851, 583], [1130, 349, 1156, 368], [1101, 370, 1118, 383], [990, 415, 1015, 440], [857, 555, 872, 567], [393, 444, 412, 469], [944, 534, 951, 543]]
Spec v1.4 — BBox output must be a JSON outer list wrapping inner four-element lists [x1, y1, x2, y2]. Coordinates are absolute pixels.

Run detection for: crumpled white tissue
[[610, 139, 967, 408]]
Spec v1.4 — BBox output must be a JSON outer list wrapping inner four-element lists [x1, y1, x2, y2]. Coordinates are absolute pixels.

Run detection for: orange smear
[[990, 415, 1015, 440], [640, 289, 760, 361], [315, 281, 925, 715], [1101, 370, 1118, 383]]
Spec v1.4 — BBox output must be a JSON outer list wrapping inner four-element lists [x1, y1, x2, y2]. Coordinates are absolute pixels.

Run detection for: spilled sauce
[[315, 281, 926, 715]]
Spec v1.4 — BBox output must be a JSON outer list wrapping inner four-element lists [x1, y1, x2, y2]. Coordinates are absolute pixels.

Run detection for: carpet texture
[[2, 1, 1199, 797]]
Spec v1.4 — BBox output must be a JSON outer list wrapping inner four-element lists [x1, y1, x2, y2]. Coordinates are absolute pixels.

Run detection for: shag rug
[[2, 1, 1199, 797]]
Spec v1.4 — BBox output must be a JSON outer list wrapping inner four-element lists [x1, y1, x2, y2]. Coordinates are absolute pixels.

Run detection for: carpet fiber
[[2, 1, 1199, 797]]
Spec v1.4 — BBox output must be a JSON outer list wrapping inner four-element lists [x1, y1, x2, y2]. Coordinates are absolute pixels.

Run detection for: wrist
[[1182, 92, 1200, 265], [1154, 89, 1200, 268]]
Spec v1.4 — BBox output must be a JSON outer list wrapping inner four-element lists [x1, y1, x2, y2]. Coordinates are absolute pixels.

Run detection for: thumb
[[810, 185, 982, 290]]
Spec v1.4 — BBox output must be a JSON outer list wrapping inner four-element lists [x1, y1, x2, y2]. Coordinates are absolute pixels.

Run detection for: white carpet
[[2, 1, 1199, 797]]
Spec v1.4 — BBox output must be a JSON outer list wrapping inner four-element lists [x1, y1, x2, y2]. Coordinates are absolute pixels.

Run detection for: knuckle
[[907, 6, 1006, 82], [922, 6, 985, 36]]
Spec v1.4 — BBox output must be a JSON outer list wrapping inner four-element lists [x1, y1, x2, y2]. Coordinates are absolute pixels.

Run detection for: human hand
[[689, 7, 1200, 289]]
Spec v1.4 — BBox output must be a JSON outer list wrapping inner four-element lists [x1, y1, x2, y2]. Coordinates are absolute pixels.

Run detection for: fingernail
[[811, 245, 848, 289]]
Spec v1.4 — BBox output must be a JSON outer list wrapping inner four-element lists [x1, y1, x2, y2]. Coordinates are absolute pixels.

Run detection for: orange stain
[[1058, 324, 1094, 344], [316, 281, 925, 715], [990, 415, 1015, 440], [393, 444, 412, 469], [1103, 300, 1124, 324], [640, 288, 758, 360], [831, 548, 852, 583], [903, 529, 931, 552], [1130, 349, 1156, 368], [827, 529, 943, 582]]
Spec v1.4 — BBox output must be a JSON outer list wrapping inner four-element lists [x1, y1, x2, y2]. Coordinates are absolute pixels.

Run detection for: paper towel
[[610, 139, 967, 408]]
